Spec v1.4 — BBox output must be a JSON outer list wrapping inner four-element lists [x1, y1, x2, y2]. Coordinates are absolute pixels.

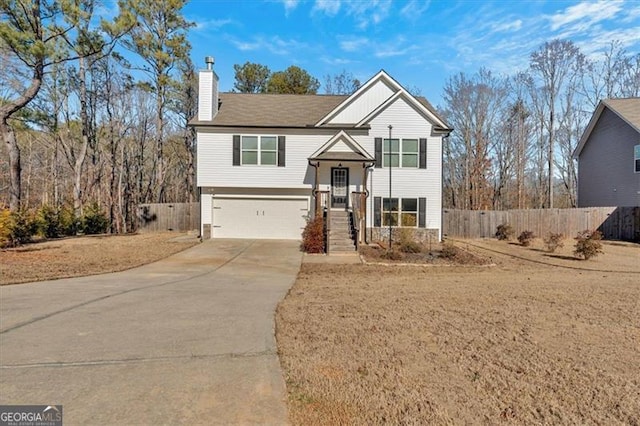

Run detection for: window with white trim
[[635, 144, 640, 173], [383, 138, 419, 167], [241, 135, 277, 165], [382, 197, 418, 227]]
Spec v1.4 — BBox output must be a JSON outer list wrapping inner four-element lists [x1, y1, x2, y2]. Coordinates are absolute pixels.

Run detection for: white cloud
[[339, 37, 369, 52], [313, 0, 341, 15], [549, 0, 623, 31], [229, 35, 308, 56], [373, 36, 419, 58], [491, 19, 523, 32], [400, 0, 430, 20], [344, 0, 393, 29], [279, 0, 300, 14], [575, 26, 640, 56], [193, 18, 233, 32], [321, 56, 354, 65], [231, 39, 262, 51]]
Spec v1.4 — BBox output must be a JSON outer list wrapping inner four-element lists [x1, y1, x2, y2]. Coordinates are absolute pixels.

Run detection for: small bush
[[381, 248, 404, 260], [398, 228, 423, 253], [37, 204, 62, 238], [495, 223, 514, 241], [0, 208, 11, 247], [574, 230, 604, 260], [82, 202, 108, 235], [544, 232, 565, 253], [59, 205, 81, 236], [301, 215, 325, 253], [7, 209, 39, 246], [440, 240, 460, 259], [517, 230, 535, 247]]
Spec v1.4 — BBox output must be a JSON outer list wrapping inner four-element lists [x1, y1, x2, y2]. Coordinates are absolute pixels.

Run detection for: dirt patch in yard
[[0, 232, 199, 285], [276, 242, 640, 425], [359, 241, 491, 266]]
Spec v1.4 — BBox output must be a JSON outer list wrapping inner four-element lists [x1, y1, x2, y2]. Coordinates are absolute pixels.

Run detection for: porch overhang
[[308, 151, 374, 163], [308, 129, 375, 165]]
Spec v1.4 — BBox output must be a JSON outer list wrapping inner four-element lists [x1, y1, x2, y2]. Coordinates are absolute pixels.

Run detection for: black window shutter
[[278, 136, 286, 167], [418, 197, 426, 227], [374, 138, 382, 168], [233, 135, 241, 166], [419, 138, 427, 169], [374, 197, 381, 227]]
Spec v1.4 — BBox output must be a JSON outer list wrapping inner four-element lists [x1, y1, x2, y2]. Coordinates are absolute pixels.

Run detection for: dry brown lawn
[[0, 232, 199, 285], [277, 239, 640, 425]]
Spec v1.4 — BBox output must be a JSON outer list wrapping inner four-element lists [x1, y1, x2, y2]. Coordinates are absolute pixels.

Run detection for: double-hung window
[[241, 136, 277, 166], [400, 198, 418, 226], [382, 197, 418, 227], [382, 197, 399, 226], [383, 138, 419, 168], [635, 144, 640, 173], [402, 139, 419, 168]]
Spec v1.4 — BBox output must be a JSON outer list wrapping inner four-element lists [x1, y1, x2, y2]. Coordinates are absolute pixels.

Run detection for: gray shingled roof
[[604, 98, 640, 131], [195, 93, 348, 127], [189, 91, 449, 129]]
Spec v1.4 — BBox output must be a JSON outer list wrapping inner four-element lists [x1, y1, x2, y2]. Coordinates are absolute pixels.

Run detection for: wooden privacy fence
[[137, 203, 200, 233], [443, 207, 640, 242]]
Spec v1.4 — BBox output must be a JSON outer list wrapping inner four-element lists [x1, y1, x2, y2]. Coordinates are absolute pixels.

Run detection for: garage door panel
[[213, 197, 308, 239]]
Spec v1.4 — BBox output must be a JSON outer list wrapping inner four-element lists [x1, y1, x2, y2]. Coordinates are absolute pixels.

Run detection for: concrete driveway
[[0, 239, 302, 425]]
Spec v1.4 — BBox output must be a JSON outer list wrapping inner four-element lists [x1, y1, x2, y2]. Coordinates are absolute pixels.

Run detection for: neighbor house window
[[635, 144, 640, 173], [383, 138, 419, 168], [241, 135, 277, 165], [382, 197, 418, 227]]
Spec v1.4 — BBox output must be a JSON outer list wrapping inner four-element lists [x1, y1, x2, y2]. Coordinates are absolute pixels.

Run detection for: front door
[[331, 167, 349, 209]]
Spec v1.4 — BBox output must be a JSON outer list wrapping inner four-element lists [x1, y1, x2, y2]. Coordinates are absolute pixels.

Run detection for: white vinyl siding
[[367, 96, 442, 237], [197, 71, 213, 121], [327, 80, 395, 124]]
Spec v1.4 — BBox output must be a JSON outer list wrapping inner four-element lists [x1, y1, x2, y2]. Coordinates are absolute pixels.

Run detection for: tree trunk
[[548, 108, 554, 209], [1, 119, 22, 210], [73, 55, 90, 217], [0, 63, 44, 211], [156, 87, 165, 203]]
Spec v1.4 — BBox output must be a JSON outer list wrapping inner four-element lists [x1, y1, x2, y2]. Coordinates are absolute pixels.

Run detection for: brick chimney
[[198, 56, 219, 121]]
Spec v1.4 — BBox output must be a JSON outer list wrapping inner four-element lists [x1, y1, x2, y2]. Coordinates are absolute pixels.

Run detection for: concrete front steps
[[328, 210, 356, 253]]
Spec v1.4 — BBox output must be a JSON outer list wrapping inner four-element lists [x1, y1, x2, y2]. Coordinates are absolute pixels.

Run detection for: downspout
[[369, 166, 374, 243], [309, 160, 320, 216], [198, 186, 203, 241], [441, 133, 451, 242], [363, 162, 374, 244]]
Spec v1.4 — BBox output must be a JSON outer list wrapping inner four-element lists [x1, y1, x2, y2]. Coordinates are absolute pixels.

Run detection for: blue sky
[[185, 1, 639, 105]]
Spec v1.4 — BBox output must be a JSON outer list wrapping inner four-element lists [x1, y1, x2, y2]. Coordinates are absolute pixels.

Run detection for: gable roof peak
[[573, 97, 640, 158]]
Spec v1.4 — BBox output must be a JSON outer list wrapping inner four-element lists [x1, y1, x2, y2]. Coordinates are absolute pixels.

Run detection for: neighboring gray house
[[573, 98, 640, 207]]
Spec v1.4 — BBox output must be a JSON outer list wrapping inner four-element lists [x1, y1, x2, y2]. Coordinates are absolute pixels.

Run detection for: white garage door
[[212, 197, 309, 239]]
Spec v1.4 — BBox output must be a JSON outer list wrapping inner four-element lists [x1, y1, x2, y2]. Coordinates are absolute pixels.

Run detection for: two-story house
[[190, 57, 452, 250]]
